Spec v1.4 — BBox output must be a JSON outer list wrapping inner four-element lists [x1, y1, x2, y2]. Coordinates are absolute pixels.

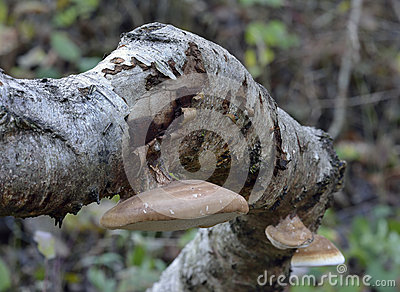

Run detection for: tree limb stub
[[0, 23, 345, 290]]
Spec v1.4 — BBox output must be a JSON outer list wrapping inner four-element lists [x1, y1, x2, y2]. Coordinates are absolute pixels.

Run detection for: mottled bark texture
[[0, 23, 345, 290]]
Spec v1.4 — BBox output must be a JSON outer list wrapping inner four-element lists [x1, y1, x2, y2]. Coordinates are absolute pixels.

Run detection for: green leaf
[[248, 66, 262, 78], [53, 7, 78, 28], [117, 267, 161, 292], [18, 21, 36, 41], [72, 0, 99, 13], [245, 49, 257, 67], [81, 253, 123, 269], [263, 20, 286, 46], [290, 286, 317, 292], [154, 259, 166, 272], [0, 0, 7, 24], [36, 67, 62, 79], [50, 31, 81, 62], [338, 0, 350, 13], [335, 143, 362, 161], [88, 267, 116, 292], [178, 229, 197, 248], [260, 47, 274, 65], [366, 261, 398, 292], [33, 231, 56, 260], [245, 22, 266, 45], [64, 272, 81, 284], [129, 245, 146, 266], [245, 20, 298, 49], [263, 0, 283, 7], [373, 205, 392, 220], [0, 258, 11, 292], [78, 56, 101, 72], [336, 285, 362, 292], [317, 226, 339, 242], [388, 219, 400, 234], [347, 208, 400, 276], [94, 253, 123, 268], [239, 0, 282, 7], [34, 266, 45, 281]]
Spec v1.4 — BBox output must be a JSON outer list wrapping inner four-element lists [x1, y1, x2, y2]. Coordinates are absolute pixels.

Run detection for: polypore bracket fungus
[[265, 215, 314, 250], [291, 234, 345, 267], [265, 215, 345, 267], [100, 180, 249, 231]]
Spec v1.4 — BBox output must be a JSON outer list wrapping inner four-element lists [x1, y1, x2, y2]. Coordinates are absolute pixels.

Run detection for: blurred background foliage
[[0, 0, 399, 291]]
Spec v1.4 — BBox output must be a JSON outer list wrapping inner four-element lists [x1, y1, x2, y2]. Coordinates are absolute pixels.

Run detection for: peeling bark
[[0, 23, 345, 290]]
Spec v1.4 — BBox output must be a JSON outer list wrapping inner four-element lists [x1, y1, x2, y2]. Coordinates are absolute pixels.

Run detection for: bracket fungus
[[265, 215, 314, 250], [100, 180, 249, 231], [291, 234, 345, 267]]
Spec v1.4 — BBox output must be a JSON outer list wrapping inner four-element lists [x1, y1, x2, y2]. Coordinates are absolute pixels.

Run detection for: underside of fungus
[[291, 234, 345, 267], [265, 214, 314, 249], [100, 180, 249, 231]]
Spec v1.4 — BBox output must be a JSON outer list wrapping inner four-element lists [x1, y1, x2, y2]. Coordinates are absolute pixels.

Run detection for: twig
[[319, 89, 399, 108], [304, 68, 322, 124], [390, 0, 400, 22], [328, 0, 363, 139]]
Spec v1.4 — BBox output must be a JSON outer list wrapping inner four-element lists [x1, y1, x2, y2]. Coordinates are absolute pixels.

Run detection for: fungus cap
[[100, 180, 249, 231], [291, 234, 345, 267], [265, 215, 314, 249]]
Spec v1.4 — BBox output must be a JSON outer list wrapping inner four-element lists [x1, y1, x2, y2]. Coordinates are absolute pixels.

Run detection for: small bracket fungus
[[265, 215, 314, 250], [291, 234, 345, 267], [100, 180, 249, 231]]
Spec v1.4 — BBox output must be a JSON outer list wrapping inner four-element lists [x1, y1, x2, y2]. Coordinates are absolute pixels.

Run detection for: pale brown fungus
[[265, 214, 314, 250], [100, 180, 249, 231], [291, 234, 345, 267]]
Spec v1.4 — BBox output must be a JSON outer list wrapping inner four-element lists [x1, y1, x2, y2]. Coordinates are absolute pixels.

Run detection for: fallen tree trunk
[[0, 23, 345, 291]]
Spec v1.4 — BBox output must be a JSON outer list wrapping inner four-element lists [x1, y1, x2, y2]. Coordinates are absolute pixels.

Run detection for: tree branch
[[0, 23, 345, 290], [328, 0, 363, 139]]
